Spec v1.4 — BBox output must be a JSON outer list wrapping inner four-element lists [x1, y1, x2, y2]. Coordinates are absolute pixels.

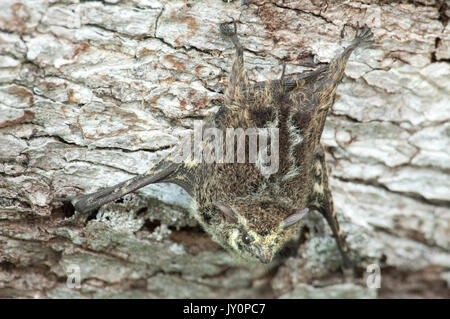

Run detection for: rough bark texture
[[0, 0, 449, 299]]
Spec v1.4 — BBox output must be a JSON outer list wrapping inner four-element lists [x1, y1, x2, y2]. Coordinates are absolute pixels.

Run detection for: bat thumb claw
[[219, 20, 238, 37]]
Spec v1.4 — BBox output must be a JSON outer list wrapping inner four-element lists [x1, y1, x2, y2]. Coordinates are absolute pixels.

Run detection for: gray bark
[[0, 0, 449, 298]]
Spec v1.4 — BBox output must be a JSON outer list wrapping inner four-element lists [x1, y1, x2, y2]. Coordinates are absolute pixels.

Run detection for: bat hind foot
[[353, 24, 374, 47]]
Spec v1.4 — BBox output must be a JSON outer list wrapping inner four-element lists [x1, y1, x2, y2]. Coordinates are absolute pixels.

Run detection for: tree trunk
[[0, 0, 449, 298]]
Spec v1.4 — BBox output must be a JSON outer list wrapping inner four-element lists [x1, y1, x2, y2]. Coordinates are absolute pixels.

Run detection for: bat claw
[[353, 23, 374, 46], [219, 19, 238, 37]]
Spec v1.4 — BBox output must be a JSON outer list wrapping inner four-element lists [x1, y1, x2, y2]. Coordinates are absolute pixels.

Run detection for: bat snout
[[254, 244, 273, 264]]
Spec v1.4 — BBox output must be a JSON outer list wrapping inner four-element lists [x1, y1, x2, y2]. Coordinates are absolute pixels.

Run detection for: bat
[[57, 21, 373, 268]]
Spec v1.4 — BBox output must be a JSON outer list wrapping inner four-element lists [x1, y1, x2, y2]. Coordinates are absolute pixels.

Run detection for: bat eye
[[281, 208, 309, 229], [213, 201, 237, 223], [242, 235, 251, 245]]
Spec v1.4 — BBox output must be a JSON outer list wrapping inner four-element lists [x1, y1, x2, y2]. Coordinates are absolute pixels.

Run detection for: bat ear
[[213, 201, 238, 223], [281, 208, 309, 229]]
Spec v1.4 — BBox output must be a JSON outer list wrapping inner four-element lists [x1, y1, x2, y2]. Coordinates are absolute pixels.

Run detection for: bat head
[[197, 198, 309, 263]]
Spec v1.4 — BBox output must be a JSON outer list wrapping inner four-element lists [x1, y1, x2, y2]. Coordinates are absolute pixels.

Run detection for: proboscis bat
[[57, 21, 373, 266]]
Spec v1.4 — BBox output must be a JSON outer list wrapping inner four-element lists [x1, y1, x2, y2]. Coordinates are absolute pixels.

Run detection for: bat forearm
[[65, 161, 180, 214], [70, 175, 147, 214]]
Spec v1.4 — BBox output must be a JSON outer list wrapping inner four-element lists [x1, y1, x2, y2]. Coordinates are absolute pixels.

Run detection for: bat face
[[194, 195, 306, 263]]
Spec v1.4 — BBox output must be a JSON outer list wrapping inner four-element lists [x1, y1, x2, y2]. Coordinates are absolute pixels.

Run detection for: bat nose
[[259, 254, 272, 263], [258, 251, 273, 264], [255, 245, 273, 264]]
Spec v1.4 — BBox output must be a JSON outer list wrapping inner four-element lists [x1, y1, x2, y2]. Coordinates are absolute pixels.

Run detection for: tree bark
[[0, 0, 449, 298]]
